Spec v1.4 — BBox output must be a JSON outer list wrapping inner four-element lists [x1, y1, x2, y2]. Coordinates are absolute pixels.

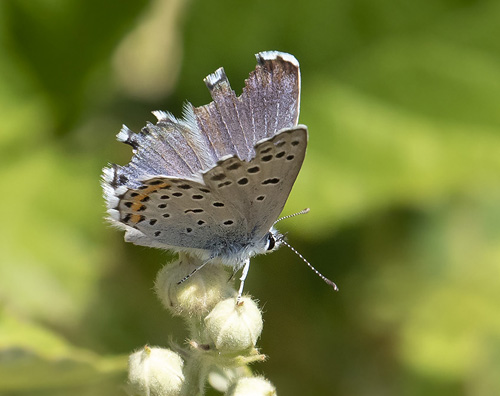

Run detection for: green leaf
[[0, 310, 127, 393]]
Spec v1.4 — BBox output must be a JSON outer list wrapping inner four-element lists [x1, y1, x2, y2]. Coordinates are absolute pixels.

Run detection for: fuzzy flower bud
[[155, 254, 235, 317], [208, 366, 253, 393], [127, 346, 184, 396], [204, 296, 263, 351], [225, 376, 277, 396]]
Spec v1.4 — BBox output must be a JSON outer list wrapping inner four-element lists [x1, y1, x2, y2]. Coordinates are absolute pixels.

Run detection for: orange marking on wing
[[130, 214, 144, 224], [131, 202, 144, 211], [130, 183, 171, 204]]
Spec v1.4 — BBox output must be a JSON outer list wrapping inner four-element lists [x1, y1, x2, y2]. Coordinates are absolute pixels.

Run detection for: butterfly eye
[[266, 233, 276, 251]]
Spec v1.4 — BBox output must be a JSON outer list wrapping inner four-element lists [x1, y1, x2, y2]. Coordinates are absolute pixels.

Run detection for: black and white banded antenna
[[274, 208, 310, 225], [275, 208, 339, 291]]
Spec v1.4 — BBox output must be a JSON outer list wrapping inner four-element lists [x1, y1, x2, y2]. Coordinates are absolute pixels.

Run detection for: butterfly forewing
[[202, 126, 308, 241]]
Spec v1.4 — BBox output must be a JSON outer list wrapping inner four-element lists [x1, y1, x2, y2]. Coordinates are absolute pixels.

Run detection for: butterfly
[[102, 51, 335, 299]]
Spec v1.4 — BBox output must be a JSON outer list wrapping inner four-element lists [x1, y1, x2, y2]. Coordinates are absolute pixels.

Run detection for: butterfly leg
[[236, 259, 250, 305], [177, 258, 211, 285], [228, 267, 239, 282]]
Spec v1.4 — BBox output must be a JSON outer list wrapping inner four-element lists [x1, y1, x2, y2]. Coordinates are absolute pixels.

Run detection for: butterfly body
[[102, 51, 306, 292]]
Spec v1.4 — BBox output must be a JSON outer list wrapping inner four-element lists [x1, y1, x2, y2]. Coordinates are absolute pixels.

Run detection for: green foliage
[[1, 0, 499, 395], [0, 309, 126, 393]]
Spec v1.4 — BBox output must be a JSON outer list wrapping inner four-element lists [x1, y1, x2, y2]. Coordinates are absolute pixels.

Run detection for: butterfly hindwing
[[115, 176, 243, 251]]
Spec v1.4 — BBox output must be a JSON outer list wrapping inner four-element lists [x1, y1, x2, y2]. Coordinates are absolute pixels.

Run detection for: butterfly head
[[264, 227, 283, 253], [240, 228, 282, 260]]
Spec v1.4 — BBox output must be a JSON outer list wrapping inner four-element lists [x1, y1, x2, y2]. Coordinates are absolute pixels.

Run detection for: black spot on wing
[[210, 173, 226, 181], [218, 181, 232, 188], [185, 209, 204, 213], [262, 178, 280, 185], [227, 162, 242, 170], [248, 166, 260, 174], [148, 180, 164, 186]]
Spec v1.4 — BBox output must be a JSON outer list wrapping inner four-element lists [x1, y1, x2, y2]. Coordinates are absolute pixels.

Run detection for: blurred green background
[[1, 0, 500, 395]]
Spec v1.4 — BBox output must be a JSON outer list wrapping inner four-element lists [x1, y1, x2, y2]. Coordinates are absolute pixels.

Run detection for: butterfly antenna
[[274, 208, 310, 225], [280, 239, 339, 291], [177, 259, 211, 285]]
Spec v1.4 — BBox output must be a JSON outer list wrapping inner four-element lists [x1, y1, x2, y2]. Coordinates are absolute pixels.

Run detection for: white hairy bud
[[155, 254, 235, 317], [225, 376, 277, 396], [127, 346, 184, 396], [204, 296, 263, 351]]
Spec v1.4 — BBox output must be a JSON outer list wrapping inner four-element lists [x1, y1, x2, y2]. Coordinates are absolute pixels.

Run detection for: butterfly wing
[[102, 51, 304, 256], [105, 173, 245, 253], [109, 51, 300, 190], [104, 125, 306, 254], [202, 126, 308, 241], [195, 51, 300, 162]]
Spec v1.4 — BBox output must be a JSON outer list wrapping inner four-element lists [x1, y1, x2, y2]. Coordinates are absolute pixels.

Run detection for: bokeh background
[[1, 0, 500, 395]]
